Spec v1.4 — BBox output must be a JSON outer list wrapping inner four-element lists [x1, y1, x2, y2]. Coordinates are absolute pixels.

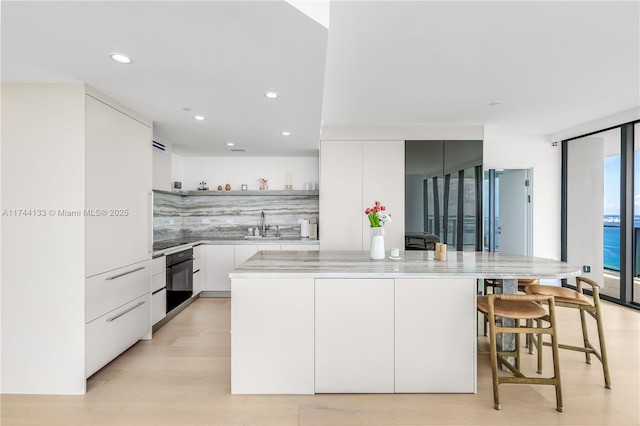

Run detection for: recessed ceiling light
[[282, 131, 291, 136], [265, 92, 280, 99], [226, 142, 235, 146], [110, 53, 132, 64], [194, 115, 205, 121], [488, 100, 503, 106]]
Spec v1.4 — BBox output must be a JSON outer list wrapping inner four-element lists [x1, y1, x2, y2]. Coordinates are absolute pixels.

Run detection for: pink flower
[[380, 206, 386, 211], [365, 208, 371, 214]]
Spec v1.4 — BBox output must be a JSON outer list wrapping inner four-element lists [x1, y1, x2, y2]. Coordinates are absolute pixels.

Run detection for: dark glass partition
[[405, 140, 483, 251]]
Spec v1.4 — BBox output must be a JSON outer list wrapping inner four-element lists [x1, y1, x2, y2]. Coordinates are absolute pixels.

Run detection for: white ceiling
[[2, 1, 639, 157]]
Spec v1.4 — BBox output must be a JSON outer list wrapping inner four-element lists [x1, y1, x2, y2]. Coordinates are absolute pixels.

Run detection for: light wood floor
[[2, 297, 639, 426]]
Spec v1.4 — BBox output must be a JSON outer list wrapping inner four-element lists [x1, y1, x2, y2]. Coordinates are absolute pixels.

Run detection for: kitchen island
[[229, 250, 580, 395]]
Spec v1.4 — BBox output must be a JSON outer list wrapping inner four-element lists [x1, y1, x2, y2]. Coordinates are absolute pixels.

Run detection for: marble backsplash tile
[[153, 191, 319, 241]]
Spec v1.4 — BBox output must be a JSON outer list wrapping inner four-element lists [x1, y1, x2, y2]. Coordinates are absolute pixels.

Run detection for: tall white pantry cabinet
[[319, 140, 404, 251], [1, 84, 152, 394]]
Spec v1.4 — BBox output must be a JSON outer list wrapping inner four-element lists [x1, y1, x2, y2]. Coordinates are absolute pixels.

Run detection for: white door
[[497, 169, 532, 255]]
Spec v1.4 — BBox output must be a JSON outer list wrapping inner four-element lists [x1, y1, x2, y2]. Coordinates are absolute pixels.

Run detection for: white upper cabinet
[[85, 95, 153, 277]]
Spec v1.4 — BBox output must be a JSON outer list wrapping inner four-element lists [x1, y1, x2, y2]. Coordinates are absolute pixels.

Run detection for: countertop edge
[[153, 238, 320, 256], [229, 272, 581, 279]]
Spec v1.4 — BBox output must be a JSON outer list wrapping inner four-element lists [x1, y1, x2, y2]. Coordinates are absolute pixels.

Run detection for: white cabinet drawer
[[86, 260, 151, 323], [152, 289, 167, 325], [193, 257, 203, 273], [152, 256, 166, 275], [193, 245, 204, 259], [85, 293, 151, 378], [152, 271, 166, 293]]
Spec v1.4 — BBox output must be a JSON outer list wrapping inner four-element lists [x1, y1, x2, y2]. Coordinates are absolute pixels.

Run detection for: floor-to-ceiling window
[[634, 123, 640, 304], [562, 121, 639, 309]]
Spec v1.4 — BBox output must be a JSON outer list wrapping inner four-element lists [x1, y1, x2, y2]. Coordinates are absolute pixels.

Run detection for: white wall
[[171, 155, 319, 192], [483, 133, 562, 260], [1, 84, 86, 393]]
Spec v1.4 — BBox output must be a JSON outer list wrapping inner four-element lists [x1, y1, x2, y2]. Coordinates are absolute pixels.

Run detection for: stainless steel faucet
[[260, 211, 266, 237]]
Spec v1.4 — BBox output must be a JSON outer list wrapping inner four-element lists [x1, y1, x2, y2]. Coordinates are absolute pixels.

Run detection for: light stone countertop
[[152, 237, 319, 257], [229, 250, 582, 279]]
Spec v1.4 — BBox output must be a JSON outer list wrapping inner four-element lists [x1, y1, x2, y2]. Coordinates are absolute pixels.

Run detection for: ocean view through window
[[565, 122, 639, 309]]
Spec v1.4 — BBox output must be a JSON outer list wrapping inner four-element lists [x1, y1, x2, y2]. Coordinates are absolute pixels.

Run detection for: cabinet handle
[[106, 301, 145, 322], [105, 266, 145, 281], [193, 269, 200, 274]]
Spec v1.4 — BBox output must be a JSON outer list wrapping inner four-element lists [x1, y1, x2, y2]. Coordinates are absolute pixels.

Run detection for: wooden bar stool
[[482, 278, 540, 337], [477, 293, 563, 412], [525, 277, 611, 389]]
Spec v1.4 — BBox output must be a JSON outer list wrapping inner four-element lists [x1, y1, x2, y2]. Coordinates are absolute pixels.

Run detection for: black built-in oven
[[166, 248, 193, 313]]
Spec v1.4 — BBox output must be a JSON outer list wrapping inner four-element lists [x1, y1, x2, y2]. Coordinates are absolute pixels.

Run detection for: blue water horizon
[[603, 215, 640, 271]]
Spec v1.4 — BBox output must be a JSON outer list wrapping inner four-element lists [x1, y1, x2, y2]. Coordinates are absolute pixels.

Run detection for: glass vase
[[370, 227, 385, 260]]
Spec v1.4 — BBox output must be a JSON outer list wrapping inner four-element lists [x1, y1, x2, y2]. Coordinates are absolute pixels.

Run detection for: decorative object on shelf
[[309, 217, 318, 240], [259, 178, 268, 190], [198, 181, 208, 191], [241, 184, 248, 191], [225, 183, 231, 191], [300, 219, 310, 238], [217, 185, 223, 191], [435, 243, 447, 261], [365, 201, 392, 260]]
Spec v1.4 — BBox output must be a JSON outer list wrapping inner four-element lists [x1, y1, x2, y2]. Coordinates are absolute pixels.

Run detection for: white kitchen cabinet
[[193, 257, 204, 296], [85, 292, 151, 378], [151, 255, 166, 326], [193, 245, 205, 259], [85, 260, 151, 323], [319, 141, 363, 250], [151, 289, 167, 326], [319, 140, 404, 251], [192, 245, 205, 296], [152, 255, 166, 275], [231, 278, 315, 394], [361, 141, 405, 251], [315, 278, 395, 393], [394, 278, 476, 393], [85, 95, 153, 277], [83, 91, 153, 379], [151, 269, 166, 293], [204, 245, 235, 291]]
